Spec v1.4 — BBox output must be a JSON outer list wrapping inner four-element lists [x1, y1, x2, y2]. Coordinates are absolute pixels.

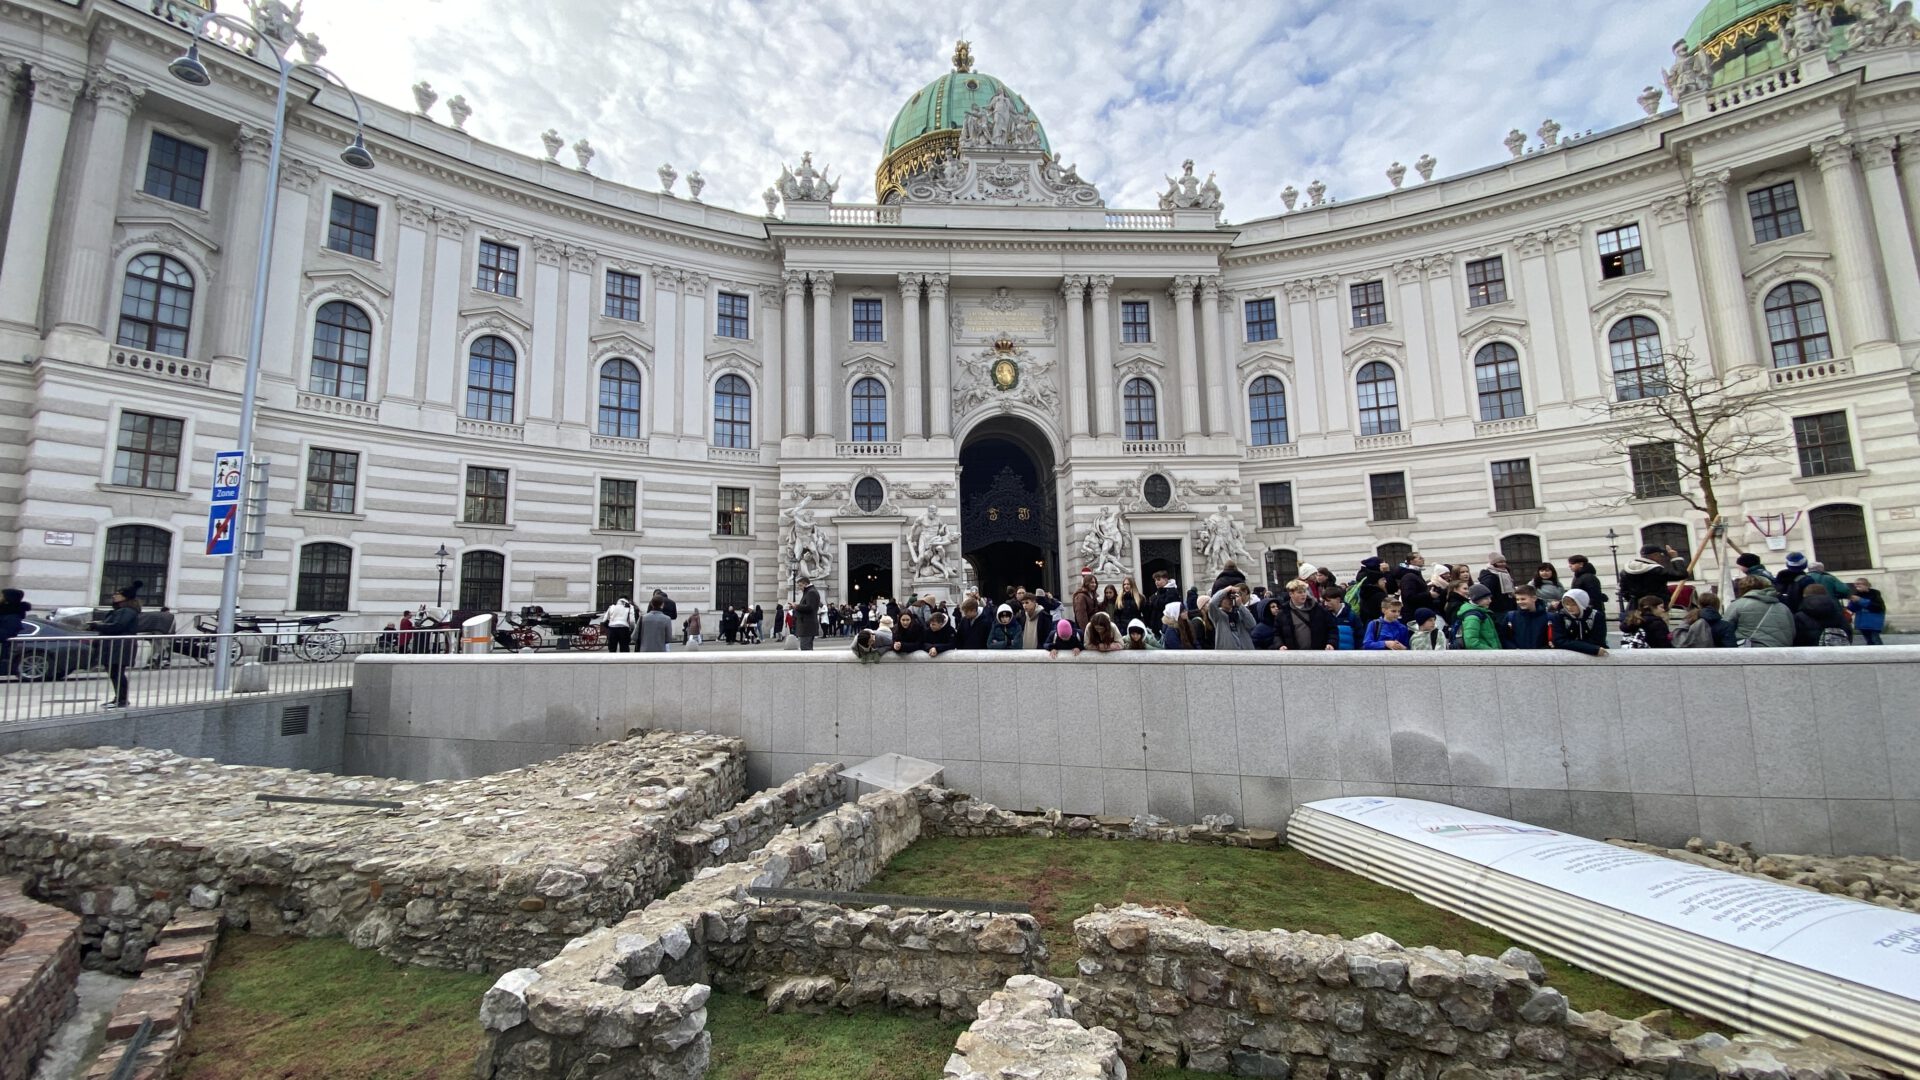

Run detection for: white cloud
[[295, 0, 1701, 220]]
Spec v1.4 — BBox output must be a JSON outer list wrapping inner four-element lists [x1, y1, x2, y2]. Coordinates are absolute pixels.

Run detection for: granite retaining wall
[[0, 877, 80, 1080]]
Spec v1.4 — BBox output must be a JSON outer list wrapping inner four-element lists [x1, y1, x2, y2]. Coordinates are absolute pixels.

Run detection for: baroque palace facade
[[2, 0, 1920, 623]]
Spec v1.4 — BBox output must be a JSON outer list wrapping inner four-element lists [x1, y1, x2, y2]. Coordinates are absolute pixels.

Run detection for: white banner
[[1310, 797, 1920, 1002]]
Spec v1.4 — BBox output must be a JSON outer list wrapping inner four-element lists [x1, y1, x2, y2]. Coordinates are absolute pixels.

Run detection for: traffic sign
[[207, 503, 237, 557], [212, 451, 244, 503]]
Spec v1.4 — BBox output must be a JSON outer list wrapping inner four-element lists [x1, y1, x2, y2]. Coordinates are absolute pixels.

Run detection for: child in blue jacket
[[1362, 598, 1412, 650]]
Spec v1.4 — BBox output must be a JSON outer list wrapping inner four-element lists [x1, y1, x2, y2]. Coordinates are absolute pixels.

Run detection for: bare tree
[[1591, 346, 1795, 576]]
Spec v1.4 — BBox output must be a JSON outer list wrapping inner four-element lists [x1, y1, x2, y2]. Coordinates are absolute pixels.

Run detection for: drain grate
[[279, 704, 310, 736]]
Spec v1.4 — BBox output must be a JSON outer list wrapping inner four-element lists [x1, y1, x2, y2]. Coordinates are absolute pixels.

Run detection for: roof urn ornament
[[1281, 184, 1298, 211], [659, 163, 678, 195], [540, 128, 563, 162], [687, 171, 705, 200], [1638, 85, 1664, 116], [1504, 128, 1527, 159], [411, 80, 436, 117], [1386, 161, 1406, 189], [763, 187, 780, 216], [447, 94, 471, 131], [1305, 179, 1326, 207], [1537, 118, 1561, 148], [1415, 154, 1436, 182], [573, 138, 594, 173]]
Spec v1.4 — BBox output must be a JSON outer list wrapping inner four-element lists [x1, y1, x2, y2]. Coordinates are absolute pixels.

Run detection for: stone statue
[[1198, 171, 1222, 209], [1504, 128, 1528, 159], [1783, 0, 1834, 56], [1663, 40, 1713, 98], [246, 0, 301, 43], [447, 94, 472, 131], [905, 506, 957, 581], [1198, 505, 1251, 579], [658, 163, 678, 195], [1415, 154, 1436, 182], [1843, 0, 1919, 49], [573, 138, 594, 172], [540, 129, 563, 162], [687, 171, 706, 200], [411, 80, 436, 116], [776, 151, 837, 204], [1079, 505, 1130, 582], [780, 494, 833, 584], [1386, 161, 1406, 189], [988, 88, 1016, 145], [1158, 160, 1221, 211]]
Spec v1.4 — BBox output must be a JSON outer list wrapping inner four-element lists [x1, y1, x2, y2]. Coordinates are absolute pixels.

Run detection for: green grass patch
[[175, 934, 493, 1079], [866, 835, 1713, 1038]]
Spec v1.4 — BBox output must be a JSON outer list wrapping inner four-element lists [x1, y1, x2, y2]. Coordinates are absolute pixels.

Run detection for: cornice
[[773, 233, 1236, 256]]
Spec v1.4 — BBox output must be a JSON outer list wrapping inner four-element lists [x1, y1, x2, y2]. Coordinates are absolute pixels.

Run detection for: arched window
[[464, 336, 517, 423], [1608, 317, 1666, 400], [1809, 503, 1871, 569], [98, 524, 171, 606], [595, 555, 635, 610], [597, 359, 643, 439], [1123, 378, 1158, 441], [1640, 522, 1691, 566], [1473, 343, 1525, 421], [850, 377, 888, 442], [459, 550, 505, 611], [1375, 542, 1413, 567], [115, 253, 194, 357], [715, 557, 749, 610], [713, 374, 752, 449], [1499, 533, 1543, 568], [1265, 548, 1299, 587], [296, 542, 353, 611], [1764, 282, 1832, 367], [1355, 361, 1400, 436], [310, 301, 372, 401], [1248, 375, 1289, 446]]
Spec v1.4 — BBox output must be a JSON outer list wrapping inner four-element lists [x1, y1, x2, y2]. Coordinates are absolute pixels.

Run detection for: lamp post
[[434, 544, 450, 608], [169, 16, 375, 691], [1605, 526, 1623, 619]]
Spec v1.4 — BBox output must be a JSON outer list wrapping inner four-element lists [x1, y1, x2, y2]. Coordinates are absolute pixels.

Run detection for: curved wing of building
[[0, 2, 1915, 622]]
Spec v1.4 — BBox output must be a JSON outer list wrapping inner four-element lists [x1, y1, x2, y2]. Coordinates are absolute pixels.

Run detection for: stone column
[[680, 271, 708, 439], [52, 72, 144, 335], [650, 266, 680, 435], [1061, 275, 1089, 438], [899, 273, 924, 440], [212, 126, 273, 366], [1686, 172, 1762, 371], [809, 270, 834, 439], [1088, 275, 1115, 436], [761, 287, 784, 442], [1811, 137, 1892, 348], [1199, 277, 1229, 436], [781, 270, 807, 438], [925, 273, 950, 438], [0, 66, 83, 332], [0, 60, 21, 157], [1859, 137, 1920, 343], [1901, 130, 1920, 265], [1170, 275, 1201, 439]]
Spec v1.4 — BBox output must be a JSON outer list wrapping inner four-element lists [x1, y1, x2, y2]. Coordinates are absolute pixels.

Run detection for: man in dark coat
[[1397, 554, 1433, 614], [793, 577, 822, 651], [1566, 555, 1608, 615], [93, 581, 143, 709], [1617, 545, 1687, 609]]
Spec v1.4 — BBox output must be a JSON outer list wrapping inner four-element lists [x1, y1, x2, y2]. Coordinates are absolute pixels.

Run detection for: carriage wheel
[[576, 625, 606, 651], [510, 626, 541, 651]]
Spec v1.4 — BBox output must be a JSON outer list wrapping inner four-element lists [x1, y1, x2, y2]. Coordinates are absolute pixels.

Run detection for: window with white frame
[[1258, 481, 1295, 529], [713, 374, 752, 448], [1369, 472, 1409, 521], [477, 240, 519, 296], [1608, 316, 1666, 400], [604, 270, 644, 321], [98, 525, 171, 606], [1123, 378, 1158, 440], [716, 292, 750, 338], [852, 298, 883, 342], [1629, 441, 1681, 499], [296, 542, 353, 610], [1473, 342, 1525, 421], [1792, 411, 1855, 477], [1121, 300, 1151, 343], [1350, 280, 1386, 327], [1465, 256, 1506, 307], [1748, 181, 1804, 243], [142, 132, 207, 208], [310, 301, 372, 400], [850, 377, 887, 442], [715, 487, 750, 536], [303, 448, 359, 514], [597, 359, 643, 438], [598, 478, 638, 531], [463, 466, 509, 525], [465, 336, 517, 422], [1489, 458, 1535, 511], [1244, 297, 1278, 342], [326, 194, 379, 259], [1355, 361, 1400, 436], [1248, 375, 1288, 446], [1764, 282, 1832, 367], [116, 253, 194, 357], [1597, 224, 1645, 279], [112, 412, 184, 490]]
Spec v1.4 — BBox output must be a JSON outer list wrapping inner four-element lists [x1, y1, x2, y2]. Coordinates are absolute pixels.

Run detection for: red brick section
[[84, 910, 221, 1080], [0, 877, 81, 1080]]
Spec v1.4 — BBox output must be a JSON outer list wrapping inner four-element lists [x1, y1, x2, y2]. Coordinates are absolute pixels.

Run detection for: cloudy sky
[[294, 0, 1702, 220]]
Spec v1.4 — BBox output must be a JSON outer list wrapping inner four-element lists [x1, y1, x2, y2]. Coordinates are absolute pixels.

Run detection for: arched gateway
[[958, 416, 1060, 602]]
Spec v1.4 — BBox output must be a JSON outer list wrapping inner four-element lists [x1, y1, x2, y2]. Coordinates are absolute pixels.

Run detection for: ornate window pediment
[[299, 267, 391, 313], [705, 347, 761, 376], [1114, 353, 1164, 380], [589, 332, 653, 367], [1238, 348, 1295, 372], [1458, 314, 1531, 352], [1745, 250, 1835, 303], [1342, 336, 1405, 372], [843, 352, 894, 378], [112, 217, 221, 261], [1342, 333, 1405, 358], [1588, 287, 1672, 332], [459, 304, 534, 334]]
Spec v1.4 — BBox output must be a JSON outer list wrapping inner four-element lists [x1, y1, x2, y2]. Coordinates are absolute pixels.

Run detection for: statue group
[[779, 495, 834, 590], [906, 506, 958, 582]]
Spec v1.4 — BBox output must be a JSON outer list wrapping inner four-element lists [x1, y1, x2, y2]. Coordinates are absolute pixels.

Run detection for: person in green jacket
[[1459, 584, 1503, 650], [1725, 576, 1794, 647]]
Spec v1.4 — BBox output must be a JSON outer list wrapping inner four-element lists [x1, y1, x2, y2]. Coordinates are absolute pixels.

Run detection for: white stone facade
[[2, 1, 1918, 624]]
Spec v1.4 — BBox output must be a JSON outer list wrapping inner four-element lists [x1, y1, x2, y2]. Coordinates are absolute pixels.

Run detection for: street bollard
[[462, 613, 494, 654]]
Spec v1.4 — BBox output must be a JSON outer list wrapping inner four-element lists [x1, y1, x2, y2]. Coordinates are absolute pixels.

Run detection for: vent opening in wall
[[280, 705, 311, 737]]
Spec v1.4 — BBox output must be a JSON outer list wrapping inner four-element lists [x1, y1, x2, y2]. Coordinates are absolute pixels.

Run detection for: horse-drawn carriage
[[496, 606, 606, 651]]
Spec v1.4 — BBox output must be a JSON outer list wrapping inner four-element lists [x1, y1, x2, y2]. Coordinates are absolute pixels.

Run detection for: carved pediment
[[112, 216, 222, 259], [1238, 348, 1295, 372], [1342, 333, 1406, 358], [1114, 353, 1164, 380], [589, 332, 652, 364], [300, 267, 391, 315], [1744, 250, 1835, 302], [459, 304, 534, 333], [844, 352, 894, 379], [897, 146, 1104, 208], [1458, 314, 1531, 352], [1589, 288, 1672, 332], [705, 347, 761, 376]]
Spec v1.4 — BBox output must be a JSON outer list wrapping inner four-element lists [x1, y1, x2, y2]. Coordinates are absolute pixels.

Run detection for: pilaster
[[809, 270, 834, 440], [1686, 173, 1761, 371], [899, 273, 925, 440], [1088, 275, 1115, 437], [1061, 275, 1089, 438], [781, 270, 807, 438], [1857, 136, 1920, 343], [1199, 276, 1228, 436], [680, 270, 708, 441], [51, 71, 145, 337], [0, 65, 83, 333], [1170, 275, 1201, 439], [925, 274, 950, 440], [651, 265, 681, 436], [1810, 137, 1892, 348]]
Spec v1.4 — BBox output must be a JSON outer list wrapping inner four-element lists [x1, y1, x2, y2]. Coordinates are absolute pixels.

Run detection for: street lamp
[[434, 544, 451, 608], [169, 14, 375, 691], [1605, 527, 1624, 619]]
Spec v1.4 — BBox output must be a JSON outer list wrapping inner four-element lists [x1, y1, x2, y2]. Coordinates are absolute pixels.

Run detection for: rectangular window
[[142, 132, 208, 208], [1465, 257, 1506, 307], [477, 240, 519, 296], [1490, 458, 1536, 512], [715, 486, 750, 536], [716, 292, 750, 338], [1597, 223, 1646, 278], [604, 270, 644, 321], [1369, 472, 1409, 522], [463, 466, 509, 525], [1258, 481, 1295, 529], [1793, 411, 1855, 477], [296, 544, 352, 611], [111, 412, 184, 490], [598, 478, 638, 531], [1121, 300, 1151, 343], [1629, 442, 1682, 499], [1748, 181, 1804, 243], [852, 297, 884, 342], [326, 195, 379, 260], [1350, 280, 1387, 327], [303, 448, 359, 514], [1244, 298, 1278, 342]]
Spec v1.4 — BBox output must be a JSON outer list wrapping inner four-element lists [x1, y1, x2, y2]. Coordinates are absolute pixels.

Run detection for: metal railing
[[0, 628, 406, 724]]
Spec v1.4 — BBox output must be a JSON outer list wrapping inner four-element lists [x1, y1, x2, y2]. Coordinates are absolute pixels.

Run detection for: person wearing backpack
[[1409, 608, 1450, 650], [1554, 589, 1610, 656], [1725, 575, 1793, 648], [1621, 596, 1673, 648], [1792, 582, 1852, 646], [1847, 578, 1887, 645], [1459, 584, 1503, 650], [1500, 585, 1558, 649]]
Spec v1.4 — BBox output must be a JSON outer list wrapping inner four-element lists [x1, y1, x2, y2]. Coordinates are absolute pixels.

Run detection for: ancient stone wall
[[944, 975, 1127, 1080], [916, 787, 1277, 847], [0, 877, 80, 1080], [1612, 838, 1920, 913], [670, 763, 847, 879], [1069, 905, 1900, 1078], [0, 732, 746, 973]]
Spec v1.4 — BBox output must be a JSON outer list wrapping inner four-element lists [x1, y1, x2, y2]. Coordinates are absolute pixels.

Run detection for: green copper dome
[[1680, 0, 1850, 87], [882, 70, 1050, 158], [1684, 0, 1789, 48]]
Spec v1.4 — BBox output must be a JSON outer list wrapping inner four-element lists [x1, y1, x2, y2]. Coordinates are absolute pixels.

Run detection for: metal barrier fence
[[0, 628, 420, 724]]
